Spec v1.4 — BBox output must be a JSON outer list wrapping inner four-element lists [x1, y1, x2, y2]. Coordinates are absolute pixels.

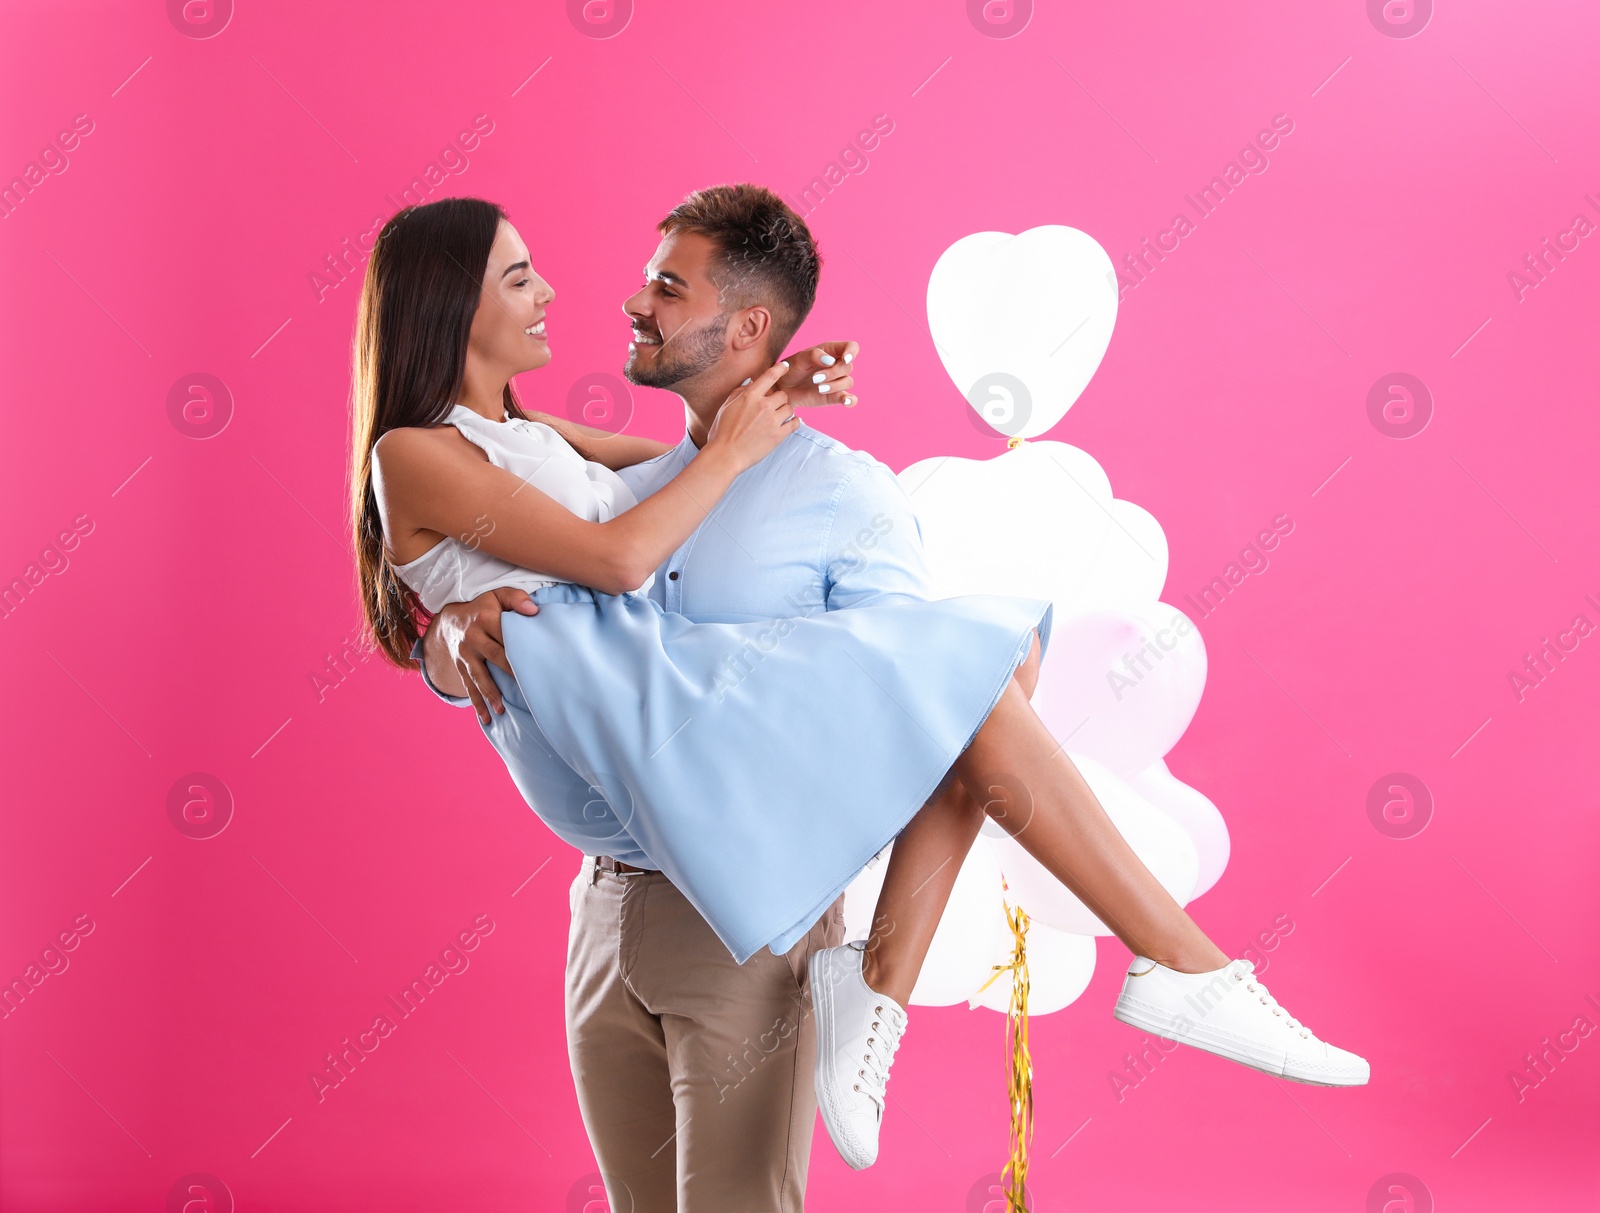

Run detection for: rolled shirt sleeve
[[823, 460, 935, 611]]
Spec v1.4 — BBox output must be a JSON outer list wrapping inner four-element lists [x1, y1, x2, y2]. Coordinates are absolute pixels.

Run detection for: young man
[[413, 184, 941, 1209]]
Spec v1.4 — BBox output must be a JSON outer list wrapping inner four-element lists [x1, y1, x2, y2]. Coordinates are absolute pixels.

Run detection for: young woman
[[353, 196, 1369, 1174]]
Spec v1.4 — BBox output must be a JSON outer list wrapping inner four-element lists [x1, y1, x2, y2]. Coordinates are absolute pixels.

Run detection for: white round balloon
[[1126, 758, 1231, 899], [909, 839, 1009, 1006], [838, 839, 1011, 1007], [897, 441, 1171, 621], [899, 442, 1116, 612], [989, 752, 1200, 936], [1093, 499, 1170, 609], [970, 919, 1097, 1015]]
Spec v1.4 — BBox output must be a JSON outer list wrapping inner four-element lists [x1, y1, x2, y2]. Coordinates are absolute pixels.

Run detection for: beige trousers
[[566, 857, 847, 1213]]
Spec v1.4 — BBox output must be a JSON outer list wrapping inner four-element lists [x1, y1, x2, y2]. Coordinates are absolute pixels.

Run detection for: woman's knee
[[971, 769, 1035, 834], [925, 768, 985, 823]]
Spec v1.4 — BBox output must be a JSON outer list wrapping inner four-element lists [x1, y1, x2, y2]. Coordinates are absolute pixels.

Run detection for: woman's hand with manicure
[[705, 360, 798, 473], [774, 341, 859, 408]]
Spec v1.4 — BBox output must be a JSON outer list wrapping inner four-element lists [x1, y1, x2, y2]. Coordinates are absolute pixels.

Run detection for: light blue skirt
[[493, 584, 1053, 964]]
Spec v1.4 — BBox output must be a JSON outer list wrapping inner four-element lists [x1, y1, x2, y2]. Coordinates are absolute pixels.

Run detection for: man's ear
[[727, 306, 773, 353]]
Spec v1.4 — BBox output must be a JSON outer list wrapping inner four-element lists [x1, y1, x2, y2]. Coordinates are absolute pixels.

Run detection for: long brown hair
[[348, 196, 533, 669]]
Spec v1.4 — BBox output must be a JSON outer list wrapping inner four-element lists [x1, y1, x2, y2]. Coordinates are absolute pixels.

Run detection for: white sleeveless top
[[388, 404, 652, 612]]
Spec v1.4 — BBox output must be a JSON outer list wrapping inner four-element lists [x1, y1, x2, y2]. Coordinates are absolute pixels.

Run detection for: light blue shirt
[[621, 419, 934, 620], [418, 416, 933, 690]]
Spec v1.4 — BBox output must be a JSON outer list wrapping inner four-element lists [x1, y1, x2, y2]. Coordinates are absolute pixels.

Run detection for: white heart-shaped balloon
[[840, 840, 1010, 1007], [927, 226, 1118, 439]]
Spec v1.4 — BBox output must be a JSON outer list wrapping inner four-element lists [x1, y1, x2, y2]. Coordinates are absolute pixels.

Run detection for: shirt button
[[668, 571, 679, 580]]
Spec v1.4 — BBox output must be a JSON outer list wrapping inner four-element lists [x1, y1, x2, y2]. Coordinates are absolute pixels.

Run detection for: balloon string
[[974, 896, 1033, 1213]]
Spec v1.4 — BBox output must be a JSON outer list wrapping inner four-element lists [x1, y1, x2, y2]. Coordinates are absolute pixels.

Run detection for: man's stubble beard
[[623, 311, 730, 389]]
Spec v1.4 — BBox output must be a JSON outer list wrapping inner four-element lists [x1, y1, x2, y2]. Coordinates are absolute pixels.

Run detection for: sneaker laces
[[854, 1001, 909, 1113], [1231, 965, 1312, 1039]]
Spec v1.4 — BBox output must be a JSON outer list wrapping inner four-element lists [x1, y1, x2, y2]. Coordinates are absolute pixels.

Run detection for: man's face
[[621, 231, 731, 388]]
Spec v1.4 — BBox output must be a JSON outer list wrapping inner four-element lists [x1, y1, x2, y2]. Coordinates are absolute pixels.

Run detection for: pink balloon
[[1030, 604, 1207, 778]]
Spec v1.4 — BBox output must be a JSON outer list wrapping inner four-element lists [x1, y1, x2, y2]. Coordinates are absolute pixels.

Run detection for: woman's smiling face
[[469, 219, 555, 378]]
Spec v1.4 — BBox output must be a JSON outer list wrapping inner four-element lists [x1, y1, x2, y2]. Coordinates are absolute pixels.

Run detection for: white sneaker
[[1112, 956, 1370, 1086], [809, 941, 909, 1170]]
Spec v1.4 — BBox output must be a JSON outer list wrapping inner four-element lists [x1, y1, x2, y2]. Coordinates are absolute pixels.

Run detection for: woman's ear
[[727, 305, 773, 352]]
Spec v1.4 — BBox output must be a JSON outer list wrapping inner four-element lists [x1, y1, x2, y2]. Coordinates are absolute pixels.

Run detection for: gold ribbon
[[1006, 436, 1026, 450], [975, 894, 1033, 1212]]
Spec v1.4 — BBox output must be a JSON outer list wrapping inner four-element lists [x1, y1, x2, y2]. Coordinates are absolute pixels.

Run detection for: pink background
[[3, 1, 1598, 1210]]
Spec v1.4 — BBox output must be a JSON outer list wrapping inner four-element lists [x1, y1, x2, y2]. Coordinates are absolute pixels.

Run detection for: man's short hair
[[657, 184, 821, 356]]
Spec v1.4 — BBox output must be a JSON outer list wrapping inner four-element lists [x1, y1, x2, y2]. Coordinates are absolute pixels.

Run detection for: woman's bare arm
[[524, 411, 673, 472], [373, 364, 795, 596], [522, 341, 860, 473]]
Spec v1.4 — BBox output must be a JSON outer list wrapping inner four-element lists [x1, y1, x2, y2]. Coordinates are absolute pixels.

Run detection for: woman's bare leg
[[859, 772, 986, 1007], [860, 631, 1227, 1005]]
